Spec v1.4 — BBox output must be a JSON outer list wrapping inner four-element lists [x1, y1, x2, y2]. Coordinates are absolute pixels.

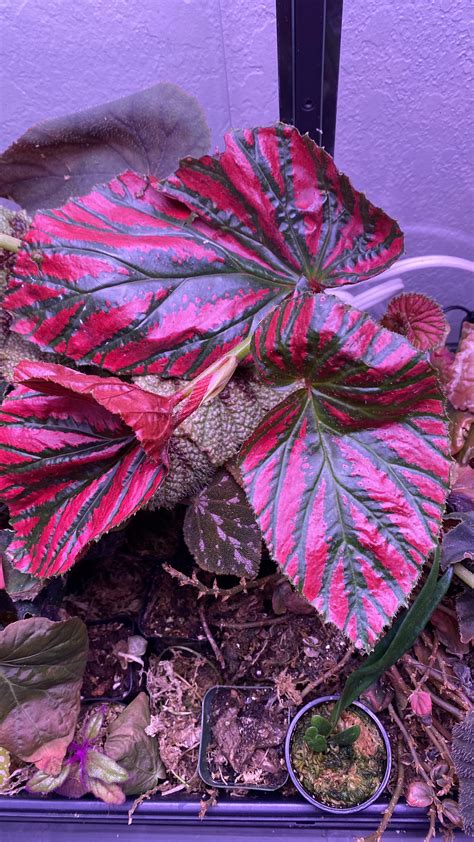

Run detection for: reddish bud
[[409, 689, 432, 719], [406, 780, 434, 808]]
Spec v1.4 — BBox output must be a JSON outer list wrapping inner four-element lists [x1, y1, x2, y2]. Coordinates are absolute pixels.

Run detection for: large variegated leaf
[[240, 293, 451, 649], [0, 365, 168, 577], [5, 125, 403, 379]]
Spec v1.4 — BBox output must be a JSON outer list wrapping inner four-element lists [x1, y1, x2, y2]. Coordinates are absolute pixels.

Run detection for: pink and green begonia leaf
[[4, 124, 403, 379], [0, 362, 170, 578], [380, 293, 449, 351], [240, 293, 451, 650]]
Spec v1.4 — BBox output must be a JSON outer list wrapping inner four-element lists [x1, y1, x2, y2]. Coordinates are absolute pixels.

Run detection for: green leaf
[[27, 765, 71, 794], [104, 693, 165, 796], [305, 726, 319, 741], [331, 547, 451, 725], [310, 715, 332, 736], [83, 710, 104, 743], [0, 747, 10, 790], [87, 776, 126, 805], [306, 734, 328, 752], [331, 725, 360, 746], [0, 617, 88, 774], [85, 749, 129, 784], [0, 530, 44, 601]]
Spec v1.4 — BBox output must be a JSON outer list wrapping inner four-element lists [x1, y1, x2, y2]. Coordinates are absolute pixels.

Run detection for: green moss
[[291, 703, 387, 809]]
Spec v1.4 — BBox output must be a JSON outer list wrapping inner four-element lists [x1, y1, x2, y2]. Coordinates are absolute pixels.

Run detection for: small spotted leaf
[[184, 469, 262, 577]]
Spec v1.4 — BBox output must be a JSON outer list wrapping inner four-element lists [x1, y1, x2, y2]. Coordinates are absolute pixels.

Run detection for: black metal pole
[[276, 0, 343, 156]]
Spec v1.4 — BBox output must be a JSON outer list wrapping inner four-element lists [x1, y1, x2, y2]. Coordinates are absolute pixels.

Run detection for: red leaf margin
[[240, 293, 452, 649]]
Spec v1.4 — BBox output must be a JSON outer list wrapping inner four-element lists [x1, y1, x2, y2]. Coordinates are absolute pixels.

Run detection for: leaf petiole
[[0, 234, 20, 253]]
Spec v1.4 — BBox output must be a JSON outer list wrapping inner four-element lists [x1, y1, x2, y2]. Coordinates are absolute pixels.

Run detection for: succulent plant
[[303, 714, 360, 753]]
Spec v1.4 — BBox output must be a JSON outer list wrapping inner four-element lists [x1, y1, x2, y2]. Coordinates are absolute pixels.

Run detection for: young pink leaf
[[0, 364, 169, 577], [14, 360, 177, 464], [240, 294, 451, 649], [381, 293, 449, 351], [409, 689, 432, 718], [4, 125, 403, 379]]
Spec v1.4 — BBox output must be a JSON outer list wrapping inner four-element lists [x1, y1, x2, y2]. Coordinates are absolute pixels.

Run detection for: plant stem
[[211, 615, 289, 630], [230, 335, 253, 362], [423, 724, 454, 767], [453, 562, 474, 589], [424, 807, 437, 842], [163, 563, 282, 598], [198, 602, 226, 671], [0, 234, 21, 253]]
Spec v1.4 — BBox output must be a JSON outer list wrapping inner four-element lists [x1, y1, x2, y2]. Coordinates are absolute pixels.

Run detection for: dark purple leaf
[[0, 83, 210, 212], [440, 512, 474, 569], [456, 588, 474, 645]]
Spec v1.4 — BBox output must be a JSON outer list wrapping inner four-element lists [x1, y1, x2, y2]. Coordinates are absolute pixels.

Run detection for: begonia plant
[[0, 122, 453, 650]]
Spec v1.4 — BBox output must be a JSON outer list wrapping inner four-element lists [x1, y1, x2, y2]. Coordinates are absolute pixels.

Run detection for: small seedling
[[303, 713, 360, 753], [27, 709, 128, 804]]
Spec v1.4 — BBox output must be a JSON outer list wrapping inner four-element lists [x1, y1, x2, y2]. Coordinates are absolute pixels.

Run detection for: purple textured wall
[[335, 0, 474, 317], [1, 0, 472, 312], [0, 0, 279, 150]]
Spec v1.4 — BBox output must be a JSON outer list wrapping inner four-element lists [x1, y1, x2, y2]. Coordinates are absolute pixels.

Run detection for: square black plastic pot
[[199, 685, 290, 792], [137, 560, 209, 651]]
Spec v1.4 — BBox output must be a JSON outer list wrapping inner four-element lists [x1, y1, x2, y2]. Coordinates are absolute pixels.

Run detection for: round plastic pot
[[199, 685, 289, 792], [285, 694, 392, 815]]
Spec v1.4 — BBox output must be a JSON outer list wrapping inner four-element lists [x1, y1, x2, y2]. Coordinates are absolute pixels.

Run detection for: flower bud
[[406, 780, 433, 808], [409, 689, 432, 720]]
